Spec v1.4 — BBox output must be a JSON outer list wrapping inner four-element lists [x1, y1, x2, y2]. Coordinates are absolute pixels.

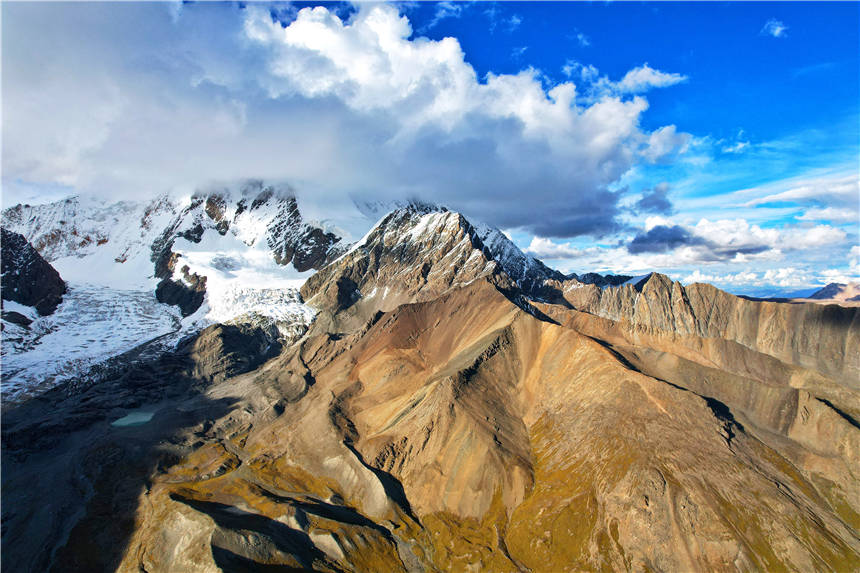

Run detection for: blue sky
[[2, 1, 858, 294]]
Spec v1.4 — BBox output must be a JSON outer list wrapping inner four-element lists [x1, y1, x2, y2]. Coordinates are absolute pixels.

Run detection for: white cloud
[[743, 173, 859, 207], [644, 215, 674, 231], [762, 268, 812, 287], [524, 237, 597, 260], [720, 128, 751, 154], [682, 269, 759, 285], [3, 2, 689, 238], [511, 46, 528, 59], [576, 31, 590, 47], [616, 64, 688, 94], [722, 140, 749, 154], [560, 61, 687, 99], [642, 125, 690, 162], [761, 18, 788, 38], [798, 224, 847, 248], [420, 1, 469, 31], [796, 207, 858, 222], [692, 218, 781, 250]]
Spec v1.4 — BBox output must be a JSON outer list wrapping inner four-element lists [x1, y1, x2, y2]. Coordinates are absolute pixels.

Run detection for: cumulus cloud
[[642, 126, 690, 163], [628, 225, 702, 254], [524, 237, 601, 260], [624, 216, 845, 262], [761, 18, 788, 38], [682, 269, 759, 286], [2, 2, 689, 238], [616, 64, 688, 94], [635, 183, 674, 214], [683, 268, 817, 289]]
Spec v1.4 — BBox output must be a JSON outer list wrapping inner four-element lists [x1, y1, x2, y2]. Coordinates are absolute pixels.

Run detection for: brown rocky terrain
[[2, 206, 858, 572]]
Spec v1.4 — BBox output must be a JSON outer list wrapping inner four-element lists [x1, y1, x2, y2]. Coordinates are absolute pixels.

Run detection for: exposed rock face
[[2, 207, 859, 572], [155, 274, 207, 317], [180, 323, 281, 384], [560, 272, 860, 384], [568, 271, 633, 287], [264, 194, 343, 271], [1, 228, 66, 315], [301, 204, 560, 331]]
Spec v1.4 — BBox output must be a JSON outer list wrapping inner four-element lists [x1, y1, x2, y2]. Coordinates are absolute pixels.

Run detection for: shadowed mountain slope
[[2, 204, 858, 572]]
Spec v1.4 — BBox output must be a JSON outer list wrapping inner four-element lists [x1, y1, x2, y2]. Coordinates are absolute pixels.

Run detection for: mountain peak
[[809, 282, 860, 301], [301, 205, 559, 330]]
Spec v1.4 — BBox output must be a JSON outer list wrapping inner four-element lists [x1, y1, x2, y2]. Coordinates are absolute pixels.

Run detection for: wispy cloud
[[420, 1, 472, 32], [561, 61, 687, 97], [742, 172, 859, 207], [720, 129, 750, 154], [485, 4, 522, 34], [761, 18, 788, 38], [792, 61, 837, 78]]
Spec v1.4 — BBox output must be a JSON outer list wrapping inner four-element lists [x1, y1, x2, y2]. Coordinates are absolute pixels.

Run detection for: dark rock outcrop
[[567, 271, 634, 287], [179, 323, 281, 384], [266, 195, 343, 271], [1, 228, 66, 315], [155, 267, 207, 317]]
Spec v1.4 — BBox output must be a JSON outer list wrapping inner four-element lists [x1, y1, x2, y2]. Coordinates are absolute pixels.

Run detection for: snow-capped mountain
[[300, 203, 566, 333], [1, 182, 355, 402], [4, 187, 859, 573], [1, 186, 562, 403]]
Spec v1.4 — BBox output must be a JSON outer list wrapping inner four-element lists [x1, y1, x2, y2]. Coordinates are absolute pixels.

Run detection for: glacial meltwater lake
[[111, 409, 155, 427]]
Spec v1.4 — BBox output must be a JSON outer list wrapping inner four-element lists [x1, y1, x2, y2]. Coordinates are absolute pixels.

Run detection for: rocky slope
[[558, 272, 859, 385], [301, 203, 561, 332], [809, 282, 860, 302], [1, 228, 66, 315], [2, 204, 858, 572]]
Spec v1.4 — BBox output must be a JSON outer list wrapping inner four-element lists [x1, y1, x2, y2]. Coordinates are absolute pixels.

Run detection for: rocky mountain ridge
[[301, 204, 565, 332], [1, 228, 66, 316], [2, 194, 859, 572]]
